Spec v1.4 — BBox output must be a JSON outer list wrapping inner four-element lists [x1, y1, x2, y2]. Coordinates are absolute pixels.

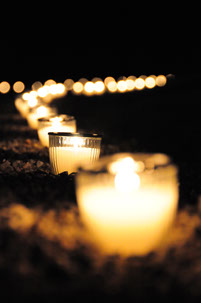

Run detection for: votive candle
[[26, 105, 57, 129], [76, 153, 179, 256], [48, 132, 102, 175]]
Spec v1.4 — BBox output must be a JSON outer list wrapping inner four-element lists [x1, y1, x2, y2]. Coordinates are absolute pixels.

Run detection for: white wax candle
[[49, 146, 100, 174], [48, 133, 102, 175], [76, 153, 179, 256]]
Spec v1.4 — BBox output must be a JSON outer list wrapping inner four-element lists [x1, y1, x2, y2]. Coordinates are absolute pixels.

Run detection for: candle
[[48, 132, 102, 175], [26, 105, 57, 129], [14, 92, 40, 118], [75, 153, 179, 256], [37, 115, 77, 147]]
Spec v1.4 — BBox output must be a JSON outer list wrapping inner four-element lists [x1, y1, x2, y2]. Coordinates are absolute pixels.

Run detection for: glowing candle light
[[37, 115, 77, 147], [48, 133, 102, 175], [14, 93, 40, 118], [27, 105, 57, 129], [76, 153, 179, 256]]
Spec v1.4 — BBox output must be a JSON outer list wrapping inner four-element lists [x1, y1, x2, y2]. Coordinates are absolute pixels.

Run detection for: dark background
[[0, 45, 200, 206]]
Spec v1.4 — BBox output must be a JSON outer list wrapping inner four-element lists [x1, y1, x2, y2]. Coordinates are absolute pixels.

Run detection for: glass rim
[[48, 132, 102, 139], [77, 152, 177, 175], [38, 114, 75, 122]]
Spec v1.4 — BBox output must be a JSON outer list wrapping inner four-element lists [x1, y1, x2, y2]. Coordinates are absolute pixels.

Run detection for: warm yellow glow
[[22, 92, 30, 101], [64, 78, 74, 90], [145, 76, 156, 89], [50, 117, 62, 128], [156, 75, 167, 87], [73, 82, 84, 94], [37, 85, 49, 97], [27, 96, 38, 108], [36, 106, 48, 116], [48, 84, 57, 95], [30, 91, 38, 98], [115, 171, 140, 193], [69, 137, 85, 149], [0, 81, 10, 93], [107, 80, 117, 92], [56, 83, 66, 94], [76, 153, 179, 256], [84, 81, 94, 94], [38, 116, 77, 147], [93, 81, 105, 94], [126, 78, 135, 91], [45, 79, 56, 86], [135, 78, 145, 90], [117, 80, 127, 92], [13, 81, 25, 93], [104, 77, 115, 87]]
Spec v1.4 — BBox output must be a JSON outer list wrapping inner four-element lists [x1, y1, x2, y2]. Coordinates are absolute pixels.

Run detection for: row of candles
[[14, 77, 179, 256], [0, 74, 168, 95]]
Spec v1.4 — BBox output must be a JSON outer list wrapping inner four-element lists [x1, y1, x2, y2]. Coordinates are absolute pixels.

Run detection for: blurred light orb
[[64, 79, 74, 90], [104, 77, 115, 87], [156, 75, 167, 87], [55, 83, 65, 94], [135, 78, 145, 90], [45, 79, 56, 86], [0, 81, 10, 94], [37, 86, 49, 97], [117, 80, 127, 92], [22, 92, 30, 100], [94, 81, 105, 94], [145, 76, 156, 89], [84, 81, 94, 94], [107, 80, 117, 92], [31, 81, 43, 91], [13, 81, 25, 93], [126, 78, 135, 91], [72, 82, 84, 94]]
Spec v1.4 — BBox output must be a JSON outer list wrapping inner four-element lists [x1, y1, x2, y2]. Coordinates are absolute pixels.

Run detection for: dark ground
[[0, 74, 201, 302]]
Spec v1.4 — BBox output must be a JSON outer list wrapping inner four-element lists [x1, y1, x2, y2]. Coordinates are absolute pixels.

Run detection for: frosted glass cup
[[49, 132, 102, 175], [76, 153, 179, 256]]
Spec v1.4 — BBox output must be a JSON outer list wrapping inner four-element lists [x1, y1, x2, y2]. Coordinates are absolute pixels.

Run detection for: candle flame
[[115, 171, 140, 193], [36, 106, 48, 116], [109, 157, 142, 193], [69, 137, 84, 149]]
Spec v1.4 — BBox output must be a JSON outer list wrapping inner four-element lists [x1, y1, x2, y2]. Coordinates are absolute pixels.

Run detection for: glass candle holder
[[37, 115, 77, 147], [76, 153, 179, 256], [26, 105, 57, 129], [49, 132, 102, 175]]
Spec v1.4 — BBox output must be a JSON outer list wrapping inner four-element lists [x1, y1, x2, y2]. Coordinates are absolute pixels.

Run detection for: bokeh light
[[0, 81, 10, 94], [156, 75, 167, 87], [145, 76, 156, 89], [72, 82, 84, 94], [64, 79, 74, 90], [13, 81, 25, 93], [135, 78, 145, 90]]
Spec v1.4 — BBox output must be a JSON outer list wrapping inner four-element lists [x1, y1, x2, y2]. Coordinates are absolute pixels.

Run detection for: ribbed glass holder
[[49, 132, 102, 175]]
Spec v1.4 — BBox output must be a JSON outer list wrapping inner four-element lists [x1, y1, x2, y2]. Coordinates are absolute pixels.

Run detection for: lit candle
[[26, 105, 57, 129], [37, 115, 77, 147], [14, 92, 39, 118], [76, 153, 179, 256], [48, 132, 102, 175]]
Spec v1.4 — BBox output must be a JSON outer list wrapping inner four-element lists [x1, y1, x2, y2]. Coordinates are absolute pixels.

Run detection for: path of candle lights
[[0, 72, 201, 300]]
